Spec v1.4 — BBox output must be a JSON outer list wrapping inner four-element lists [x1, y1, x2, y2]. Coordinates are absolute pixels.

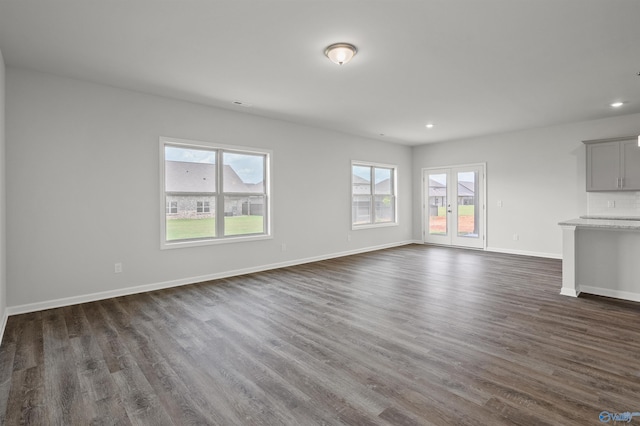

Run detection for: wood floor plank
[[202, 300, 381, 425], [120, 295, 262, 425], [11, 313, 43, 372], [0, 244, 639, 425], [42, 308, 90, 425], [69, 333, 117, 403], [4, 366, 45, 425], [0, 339, 16, 424], [63, 303, 93, 339], [108, 299, 230, 425]]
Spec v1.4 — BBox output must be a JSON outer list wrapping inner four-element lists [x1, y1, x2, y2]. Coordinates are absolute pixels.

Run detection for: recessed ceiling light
[[610, 102, 625, 108], [426, 123, 435, 129]]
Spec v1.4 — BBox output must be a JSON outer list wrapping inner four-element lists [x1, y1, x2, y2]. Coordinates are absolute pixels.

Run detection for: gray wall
[[0, 50, 6, 324], [412, 114, 640, 257], [6, 68, 413, 308]]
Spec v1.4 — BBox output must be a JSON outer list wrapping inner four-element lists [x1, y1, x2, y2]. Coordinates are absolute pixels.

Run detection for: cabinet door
[[621, 140, 640, 190], [586, 142, 620, 191]]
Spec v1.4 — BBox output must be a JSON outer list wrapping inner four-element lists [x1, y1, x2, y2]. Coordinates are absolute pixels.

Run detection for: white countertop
[[580, 215, 640, 220], [559, 217, 640, 230]]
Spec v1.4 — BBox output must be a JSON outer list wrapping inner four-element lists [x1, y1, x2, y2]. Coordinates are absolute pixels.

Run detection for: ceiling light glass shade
[[610, 102, 624, 108], [324, 43, 357, 65]]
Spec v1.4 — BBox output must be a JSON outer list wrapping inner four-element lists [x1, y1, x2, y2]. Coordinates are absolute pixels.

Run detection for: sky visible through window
[[166, 146, 215, 164], [353, 165, 391, 184], [429, 171, 474, 186], [166, 146, 264, 183]]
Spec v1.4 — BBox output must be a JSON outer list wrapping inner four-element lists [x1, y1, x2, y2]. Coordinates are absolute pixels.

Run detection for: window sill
[[352, 222, 398, 231], [161, 234, 273, 250]]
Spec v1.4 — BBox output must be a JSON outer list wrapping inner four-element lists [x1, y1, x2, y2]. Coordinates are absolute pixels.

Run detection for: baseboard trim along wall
[[578, 286, 640, 303], [6, 240, 416, 317], [485, 247, 562, 259], [419, 244, 561, 260]]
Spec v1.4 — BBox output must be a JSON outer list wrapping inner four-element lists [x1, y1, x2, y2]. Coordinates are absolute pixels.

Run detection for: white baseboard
[[560, 287, 580, 297], [485, 246, 562, 259], [6, 240, 417, 316], [578, 286, 640, 303]]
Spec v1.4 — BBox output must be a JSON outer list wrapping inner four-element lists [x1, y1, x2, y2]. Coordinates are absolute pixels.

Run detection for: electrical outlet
[[607, 200, 615, 208], [281, 243, 287, 252], [114, 263, 123, 273], [497, 200, 503, 207], [512, 234, 519, 241], [347, 233, 352, 242]]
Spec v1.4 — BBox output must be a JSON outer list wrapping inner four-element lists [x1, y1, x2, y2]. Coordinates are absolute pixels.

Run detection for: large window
[[352, 161, 397, 228], [160, 137, 271, 248]]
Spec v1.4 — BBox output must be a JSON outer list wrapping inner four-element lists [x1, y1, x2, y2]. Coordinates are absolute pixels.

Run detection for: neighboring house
[[428, 179, 447, 208], [352, 176, 393, 223], [165, 161, 264, 218], [375, 178, 391, 194], [353, 175, 392, 194], [428, 179, 475, 208], [457, 180, 476, 205]]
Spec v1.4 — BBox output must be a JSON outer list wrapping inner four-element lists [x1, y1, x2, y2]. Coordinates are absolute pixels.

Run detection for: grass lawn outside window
[[166, 216, 264, 240]]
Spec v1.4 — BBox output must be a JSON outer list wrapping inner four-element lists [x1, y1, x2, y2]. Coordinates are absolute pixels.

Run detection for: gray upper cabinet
[[585, 136, 640, 191]]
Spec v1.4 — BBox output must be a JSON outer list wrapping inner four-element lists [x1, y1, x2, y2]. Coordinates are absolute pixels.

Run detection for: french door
[[423, 164, 485, 248]]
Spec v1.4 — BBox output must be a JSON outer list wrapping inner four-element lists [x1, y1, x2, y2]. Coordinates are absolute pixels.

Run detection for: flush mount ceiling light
[[426, 123, 435, 129], [324, 43, 357, 65], [610, 101, 625, 108]]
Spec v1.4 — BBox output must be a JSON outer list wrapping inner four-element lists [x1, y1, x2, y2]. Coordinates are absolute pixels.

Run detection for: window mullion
[[370, 167, 376, 224], [216, 150, 224, 238]]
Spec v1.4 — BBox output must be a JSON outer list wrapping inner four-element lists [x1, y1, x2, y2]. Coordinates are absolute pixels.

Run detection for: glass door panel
[[424, 169, 452, 245], [456, 171, 478, 238], [428, 173, 447, 236], [451, 166, 484, 248]]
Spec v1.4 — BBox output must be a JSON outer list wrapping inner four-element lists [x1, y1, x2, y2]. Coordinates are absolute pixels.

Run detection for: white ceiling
[[1, 0, 639, 145]]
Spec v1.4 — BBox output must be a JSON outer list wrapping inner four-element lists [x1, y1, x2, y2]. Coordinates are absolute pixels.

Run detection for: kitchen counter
[[579, 215, 640, 220], [558, 217, 640, 230], [559, 218, 640, 302]]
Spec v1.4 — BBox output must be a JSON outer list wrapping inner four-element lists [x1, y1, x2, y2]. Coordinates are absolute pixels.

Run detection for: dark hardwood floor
[[0, 244, 639, 425]]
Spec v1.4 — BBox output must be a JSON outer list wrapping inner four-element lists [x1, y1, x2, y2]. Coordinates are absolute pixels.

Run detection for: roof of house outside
[[375, 178, 391, 194], [428, 179, 475, 198], [165, 161, 263, 193], [457, 181, 475, 197], [352, 176, 393, 195]]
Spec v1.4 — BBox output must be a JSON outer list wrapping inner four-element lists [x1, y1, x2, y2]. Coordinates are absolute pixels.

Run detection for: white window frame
[[160, 137, 272, 249], [351, 160, 398, 230]]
